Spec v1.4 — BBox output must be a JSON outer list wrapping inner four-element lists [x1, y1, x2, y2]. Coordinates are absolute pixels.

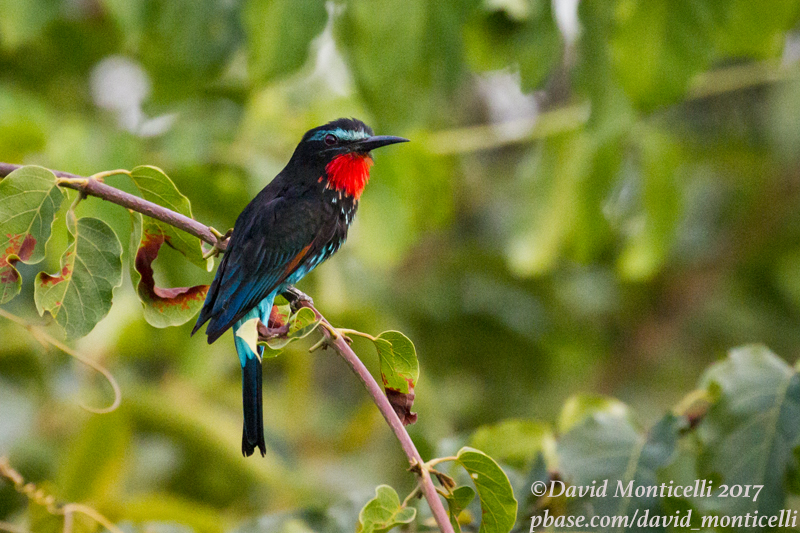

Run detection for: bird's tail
[[241, 355, 266, 457], [233, 305, 270, 457], [233, 293, 275, 457]]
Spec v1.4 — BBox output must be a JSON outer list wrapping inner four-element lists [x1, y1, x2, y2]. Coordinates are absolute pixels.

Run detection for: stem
[[336, 328, 377, 341], [0, 162, 454, 533], [426, 456, 457, 467], [401, 484, 422, 508]]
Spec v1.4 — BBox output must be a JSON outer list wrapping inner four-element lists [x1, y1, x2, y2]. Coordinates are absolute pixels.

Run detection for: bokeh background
[[3, 0, 800, 531]]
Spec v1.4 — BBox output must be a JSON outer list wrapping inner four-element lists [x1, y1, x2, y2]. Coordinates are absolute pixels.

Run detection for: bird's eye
[[324, 134, 338, 146]]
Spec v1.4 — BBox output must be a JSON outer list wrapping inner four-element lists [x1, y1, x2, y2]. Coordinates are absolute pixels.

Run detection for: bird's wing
[[200, 195, 333, 342]]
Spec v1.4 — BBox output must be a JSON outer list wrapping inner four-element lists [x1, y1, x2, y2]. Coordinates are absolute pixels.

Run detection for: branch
[[0, 163, 454, 533], [0, 163, 227, 251], [292, 303, 453, 532]]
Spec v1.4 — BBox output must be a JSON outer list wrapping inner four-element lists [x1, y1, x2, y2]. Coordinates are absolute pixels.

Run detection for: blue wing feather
[[194, 195, 336, 343]]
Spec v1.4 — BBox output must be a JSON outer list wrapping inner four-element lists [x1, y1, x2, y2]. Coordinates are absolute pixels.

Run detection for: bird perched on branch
[[192, 118, 408, 456]]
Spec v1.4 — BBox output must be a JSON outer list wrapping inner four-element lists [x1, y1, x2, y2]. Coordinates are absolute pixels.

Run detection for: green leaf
[[56, 410, 130, 502], [373, 331, 418, 394], [264, 307, 321, 350], [557, 394, 630, 434], [711, 0, 800, 58], [134, 0, 242, 99], [372, 331, 419, 425], [697, 344, 800, 517], [34, 215, 123, 339], [617, 129, 683, 281], [456, 447, 517, 533], [506, 132, 594, 276], [242, 0, 328, 83], [129, 165, 210, 270], [0, 0, 60, 50], [468, 419, 555, 470], [610, 0, 715, 109], [463, 0, 561, 91], [129, 212, 210, 328], [0, 166, 63, 303], [445, 485, 476, 533], [335, 0, 468, 129], [235, 317, 261, 358], [356, 485, 416, 533], [557, 411, 684, 531]]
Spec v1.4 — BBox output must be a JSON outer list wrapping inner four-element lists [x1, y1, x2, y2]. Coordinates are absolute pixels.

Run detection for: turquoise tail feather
[[233, 294, 275, 457]]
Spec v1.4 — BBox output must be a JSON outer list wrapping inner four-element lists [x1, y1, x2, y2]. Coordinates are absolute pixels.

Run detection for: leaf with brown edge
[[129, 165, 211, 271], [130, 212, 209, 328], [372, 331, 419, 425], [0, 166, 64, 303], [34, 214, 123, 339]]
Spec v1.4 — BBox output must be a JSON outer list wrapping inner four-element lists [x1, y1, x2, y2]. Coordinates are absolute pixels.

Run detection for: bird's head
[[293, 118, 408, 200]]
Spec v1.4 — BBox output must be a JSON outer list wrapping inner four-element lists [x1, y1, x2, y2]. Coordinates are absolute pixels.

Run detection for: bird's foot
[[203, 227, 233, 259], [281, 286, 314, 312], [257, 321, 290, 341]]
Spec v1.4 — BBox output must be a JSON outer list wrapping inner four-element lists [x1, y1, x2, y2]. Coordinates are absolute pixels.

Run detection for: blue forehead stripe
[[309, 128, 371, 142]]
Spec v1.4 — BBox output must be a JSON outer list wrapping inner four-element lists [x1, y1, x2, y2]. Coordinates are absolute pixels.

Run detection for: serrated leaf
[[243, 0, 328, 83], [469, 419, 555, 470], [445, 485, 476, 533], [456, 447, 517, 533], [129, 212, 210, 328], [697, 344, 800, 517], [0, 165, 63, 303], [356, 485, 416, 533], [129, 165, 210, 270], [372, 331, 419, 425], [557, 411, 683, 532], [34, 215, 123, 339]]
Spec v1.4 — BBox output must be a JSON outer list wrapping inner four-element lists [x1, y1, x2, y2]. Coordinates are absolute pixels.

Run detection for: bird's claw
[[203, 227, 233, 259], [257, 321, 290, 341], [281, 286, 315, 312]]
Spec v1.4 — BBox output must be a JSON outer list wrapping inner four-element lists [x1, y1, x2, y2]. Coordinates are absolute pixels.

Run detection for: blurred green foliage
[[3, 0, 800, 532]]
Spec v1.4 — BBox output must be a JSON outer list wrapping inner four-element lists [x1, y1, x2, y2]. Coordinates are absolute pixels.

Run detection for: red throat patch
[[325, 153, 374, 200]]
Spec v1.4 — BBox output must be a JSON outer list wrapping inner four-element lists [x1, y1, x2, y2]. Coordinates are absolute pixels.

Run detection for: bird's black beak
[[353, 135, 409, 153]]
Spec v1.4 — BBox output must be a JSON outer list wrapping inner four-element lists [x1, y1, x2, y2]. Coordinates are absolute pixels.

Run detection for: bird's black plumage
[[192, 118, 408, 456]]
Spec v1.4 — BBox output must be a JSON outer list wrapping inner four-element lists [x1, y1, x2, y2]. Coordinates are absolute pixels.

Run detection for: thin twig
[[297, 304, 454, 533], [0, 163, 453, 533], [0, 308, 121, 414]]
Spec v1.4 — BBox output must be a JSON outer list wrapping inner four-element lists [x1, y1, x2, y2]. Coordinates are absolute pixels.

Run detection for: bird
[[192, 118, 408, 457]]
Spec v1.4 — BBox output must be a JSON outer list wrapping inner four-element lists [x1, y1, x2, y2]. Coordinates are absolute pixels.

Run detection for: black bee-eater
[[192, 118, 408, 456]]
